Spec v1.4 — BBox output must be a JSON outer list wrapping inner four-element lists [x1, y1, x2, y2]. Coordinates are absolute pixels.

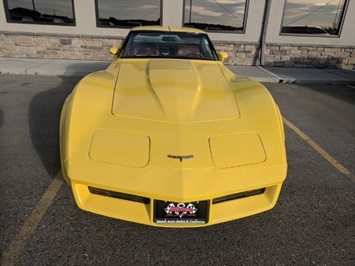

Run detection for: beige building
[[0, 0, 354, 69]]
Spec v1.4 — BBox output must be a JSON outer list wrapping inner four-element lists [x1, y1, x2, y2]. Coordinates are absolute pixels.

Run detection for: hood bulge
[[112, 59, 240, 123]]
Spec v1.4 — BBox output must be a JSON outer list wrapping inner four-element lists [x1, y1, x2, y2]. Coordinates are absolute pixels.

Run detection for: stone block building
[[0, 0, 354, 69]]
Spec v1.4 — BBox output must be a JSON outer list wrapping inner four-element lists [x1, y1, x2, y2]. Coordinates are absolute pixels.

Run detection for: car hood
[[112, 59, 240, 123]]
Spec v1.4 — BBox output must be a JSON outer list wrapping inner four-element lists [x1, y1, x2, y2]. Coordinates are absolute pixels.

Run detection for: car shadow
[[302, 83, 355, 105], [0, 108, 4, 128], [28, 62, 108, 177], [28, 76, 79, 176]]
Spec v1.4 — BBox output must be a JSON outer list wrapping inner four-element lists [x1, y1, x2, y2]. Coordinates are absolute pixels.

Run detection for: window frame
[[95, 0, 162, 28], [116, 30, 220, 61], [279, 0, 350, 38], [182, 0, 249, 34], [2, 0, 76, 26]]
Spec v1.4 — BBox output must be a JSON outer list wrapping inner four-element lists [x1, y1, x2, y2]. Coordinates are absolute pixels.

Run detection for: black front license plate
[[154, 200, 209, 224]]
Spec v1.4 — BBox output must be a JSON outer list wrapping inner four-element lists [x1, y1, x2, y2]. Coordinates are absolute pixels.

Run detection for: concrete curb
[[1, 57, 354, 84], [263, 67, 355, 85]]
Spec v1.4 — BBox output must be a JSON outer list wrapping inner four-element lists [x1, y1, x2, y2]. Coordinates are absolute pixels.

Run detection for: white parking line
[[257, 66, 284, 82]]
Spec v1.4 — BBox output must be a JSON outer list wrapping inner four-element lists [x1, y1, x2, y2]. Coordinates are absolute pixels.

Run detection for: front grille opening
[[89, 187, 150, 204], [212, 188, 266, 204]]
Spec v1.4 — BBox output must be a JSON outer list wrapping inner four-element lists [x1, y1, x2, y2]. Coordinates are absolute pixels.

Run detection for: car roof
[[130, 26, 206, 34]]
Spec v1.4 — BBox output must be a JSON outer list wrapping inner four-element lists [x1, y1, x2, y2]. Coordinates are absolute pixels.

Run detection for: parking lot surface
[[0, 74, 354, 265]]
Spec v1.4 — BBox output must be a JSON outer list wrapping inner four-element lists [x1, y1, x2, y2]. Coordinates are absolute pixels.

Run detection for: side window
[[184, 0, 248, 33], [95, 0, 161, 28], [281, 0, 349, 36], [3, 0, 75, 25]]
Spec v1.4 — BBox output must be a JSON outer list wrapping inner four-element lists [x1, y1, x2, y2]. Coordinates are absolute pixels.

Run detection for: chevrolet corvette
[[60, 26, 287, 227]]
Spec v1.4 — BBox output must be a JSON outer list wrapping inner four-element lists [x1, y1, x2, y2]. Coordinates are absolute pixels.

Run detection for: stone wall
[[0, 32, 122, 61], [1, 32, 354, 69], [214, 43, 261, 66], [214, 42, 354, 70], [264, 44, 354, 70]]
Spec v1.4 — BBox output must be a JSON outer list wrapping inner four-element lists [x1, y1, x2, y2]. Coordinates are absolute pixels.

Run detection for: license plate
[[154, 200, 209, 224]]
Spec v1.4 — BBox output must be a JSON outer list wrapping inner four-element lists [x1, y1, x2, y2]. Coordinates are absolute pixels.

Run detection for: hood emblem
[[167, 155, 194, 162]]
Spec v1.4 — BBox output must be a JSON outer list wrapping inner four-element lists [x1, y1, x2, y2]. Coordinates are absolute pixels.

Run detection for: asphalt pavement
[[0, 56, 355, 265], [0, 74, 354, 265], [0, 57, 354, 84]]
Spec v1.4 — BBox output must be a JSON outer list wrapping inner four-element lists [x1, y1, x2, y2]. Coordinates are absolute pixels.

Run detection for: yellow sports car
[[60, 26, 287, 227]]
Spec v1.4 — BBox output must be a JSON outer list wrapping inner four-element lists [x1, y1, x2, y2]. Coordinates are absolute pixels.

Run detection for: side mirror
[[109, 47, 119, 55], [217, 51, 228, 63]]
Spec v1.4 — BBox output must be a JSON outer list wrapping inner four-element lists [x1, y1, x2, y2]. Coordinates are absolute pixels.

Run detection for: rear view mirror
[[217, 51, 228, 63], [109, 47, 119, 55]]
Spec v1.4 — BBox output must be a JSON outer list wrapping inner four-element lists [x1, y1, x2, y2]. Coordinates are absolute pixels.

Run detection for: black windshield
[[119, 31, 218, 60]]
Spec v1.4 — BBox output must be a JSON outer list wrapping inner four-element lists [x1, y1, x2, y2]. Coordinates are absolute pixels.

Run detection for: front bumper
[[63, 160, 287, 227]]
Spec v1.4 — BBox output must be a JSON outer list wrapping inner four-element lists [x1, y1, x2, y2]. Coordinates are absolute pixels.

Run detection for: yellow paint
[[60, 27, 287, 227], [210, 132, 266, 168], [89, 130, 150, 167], [217, 51, 229, 62], [112, 60, 240, 123], [1, 173, 63, 265], [283, 117, 355, 182]]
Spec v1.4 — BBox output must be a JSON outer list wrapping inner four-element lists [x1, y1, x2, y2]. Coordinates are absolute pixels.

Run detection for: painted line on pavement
[[1, 172, 63, 266], [2, 117, 354, 265], [257, 66, 284, 82], [347, 85, 355, 89], [283, 117, 355, 183]]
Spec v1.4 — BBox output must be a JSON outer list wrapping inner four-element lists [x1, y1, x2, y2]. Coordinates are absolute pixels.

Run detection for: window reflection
[[4, 0, 75, 25], [281, 0, 348, 35], [119, 31, 217, 60], [96, 0, 160, 28], [184, 0, 248, 32]]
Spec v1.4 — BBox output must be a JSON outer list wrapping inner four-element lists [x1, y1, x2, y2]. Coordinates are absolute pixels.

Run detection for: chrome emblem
[[167, 155, 194, 162]]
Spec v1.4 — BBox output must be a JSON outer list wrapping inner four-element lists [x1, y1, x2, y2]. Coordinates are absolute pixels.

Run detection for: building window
[[184, 0, 248, 33], [281, 0, 349, 36], [3, 0, 75, 25], [96, 0, 161, 28]]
